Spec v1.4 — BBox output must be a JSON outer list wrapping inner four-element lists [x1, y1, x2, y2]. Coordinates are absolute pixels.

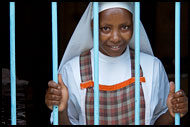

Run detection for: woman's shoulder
[[61, 49, 91, 70], [140, 52, 161, 64], [63, 56, 80, 69], [140, 52, 165, 72]]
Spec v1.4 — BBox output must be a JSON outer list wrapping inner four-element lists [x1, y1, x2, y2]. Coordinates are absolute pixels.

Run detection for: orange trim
[[80, 77, 146, 91]]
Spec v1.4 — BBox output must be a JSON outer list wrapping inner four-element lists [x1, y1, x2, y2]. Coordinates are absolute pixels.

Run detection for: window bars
[[51, 2, 59, 125], [10, 2, 16, 125]]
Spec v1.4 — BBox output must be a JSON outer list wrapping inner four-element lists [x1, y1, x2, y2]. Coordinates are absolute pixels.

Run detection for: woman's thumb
[[169, 81, 175, 94], [58, 74, 65, 87]]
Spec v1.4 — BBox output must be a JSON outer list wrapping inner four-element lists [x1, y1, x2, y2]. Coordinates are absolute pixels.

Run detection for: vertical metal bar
[[51, 2, 58, 125], [135, 2, 140, 125], [175, 2, 181, 125], [93, 2, 99, 125], [10, 2, 16, 125]]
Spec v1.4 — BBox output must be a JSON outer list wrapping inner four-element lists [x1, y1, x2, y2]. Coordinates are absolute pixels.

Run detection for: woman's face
[[98, 8, 133, 57]]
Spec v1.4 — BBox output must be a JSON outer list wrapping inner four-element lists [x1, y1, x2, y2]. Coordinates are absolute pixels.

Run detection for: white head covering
[[58, 2, 154, 73]]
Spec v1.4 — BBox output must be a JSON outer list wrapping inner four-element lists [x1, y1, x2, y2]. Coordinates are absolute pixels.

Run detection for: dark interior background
[[2, 2, 188, 125]]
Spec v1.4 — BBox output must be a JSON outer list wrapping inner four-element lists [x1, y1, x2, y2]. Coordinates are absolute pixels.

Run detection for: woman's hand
[[45, 74, 69, 112], [167, 81, 188, 118]]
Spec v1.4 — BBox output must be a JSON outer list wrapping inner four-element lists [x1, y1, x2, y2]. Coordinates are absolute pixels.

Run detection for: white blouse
[[51, 46, 169, 125]]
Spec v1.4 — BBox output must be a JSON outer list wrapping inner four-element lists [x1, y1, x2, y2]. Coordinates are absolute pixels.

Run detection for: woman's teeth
[[111, 46, 120, 50], [112, 46, 118, 48]]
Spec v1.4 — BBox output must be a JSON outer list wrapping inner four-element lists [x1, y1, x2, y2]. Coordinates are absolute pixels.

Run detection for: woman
[[45, 2, 188, 125]]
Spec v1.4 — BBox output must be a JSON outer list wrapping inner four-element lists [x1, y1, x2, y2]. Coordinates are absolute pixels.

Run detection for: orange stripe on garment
[[80, 77, 146, 91]]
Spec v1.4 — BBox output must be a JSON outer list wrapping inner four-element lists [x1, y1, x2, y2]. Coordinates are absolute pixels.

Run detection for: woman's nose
[[110, 31, 120, 43]]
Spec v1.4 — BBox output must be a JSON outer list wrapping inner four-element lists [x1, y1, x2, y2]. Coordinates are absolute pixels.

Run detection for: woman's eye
[[121, 25, 129, 30], [100, 27, 111, 32]]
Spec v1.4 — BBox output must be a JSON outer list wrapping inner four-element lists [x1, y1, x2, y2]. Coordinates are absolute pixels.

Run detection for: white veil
[[58, 2, 154, 73]]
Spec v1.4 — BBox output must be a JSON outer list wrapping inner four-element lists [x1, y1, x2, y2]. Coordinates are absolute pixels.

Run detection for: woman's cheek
[[122, 31, 133, 41]]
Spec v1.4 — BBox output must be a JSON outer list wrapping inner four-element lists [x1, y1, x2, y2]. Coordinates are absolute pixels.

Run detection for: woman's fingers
[[47, 87, 62, 96], [46, 100, 60, 109], [173, 107, 188, 114], [46, 80, 63, 110], [171, 96, 187, 105], [48, 80, 61, 89], [171, 90, 188, 118], [46, 94, 62, 101], [173, 90, 186, 98], [172, 102, 187, 110], [47, 80, 62, 96], [45, 93, 62, 109]]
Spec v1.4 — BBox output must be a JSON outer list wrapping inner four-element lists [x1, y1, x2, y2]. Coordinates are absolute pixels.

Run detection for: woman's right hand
[[45, 74, 69, 112]]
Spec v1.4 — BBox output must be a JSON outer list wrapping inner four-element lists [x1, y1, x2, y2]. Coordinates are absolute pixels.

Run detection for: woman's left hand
[[167, 81, 188, 118]]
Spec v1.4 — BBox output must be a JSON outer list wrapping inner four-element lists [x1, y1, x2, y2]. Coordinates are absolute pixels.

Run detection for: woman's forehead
[[99, 8, 132, 21]]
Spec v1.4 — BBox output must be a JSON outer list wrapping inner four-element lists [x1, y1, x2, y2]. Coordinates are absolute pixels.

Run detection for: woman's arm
[[59, 106, 71, 125], [154, 110, 174, 125]]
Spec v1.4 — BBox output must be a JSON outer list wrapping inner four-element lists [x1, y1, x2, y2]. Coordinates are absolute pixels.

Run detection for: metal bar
[[135, 2, 140, 125], [175, 2, 181, 125], [10, 2, 16, 125], [51, 2, 58, 125], [93, 2, 99, 125]]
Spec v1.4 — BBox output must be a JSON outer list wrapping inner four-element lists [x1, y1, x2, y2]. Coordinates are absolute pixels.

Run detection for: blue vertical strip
[[175, 2, 181, 125], [10, 2, 16, 125], [135, 2, 140, 125], [52, 2, 58, 125], [93, 2, 99, 125]]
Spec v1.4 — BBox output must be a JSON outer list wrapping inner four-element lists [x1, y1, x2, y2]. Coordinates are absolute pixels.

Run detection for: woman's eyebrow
[[100, 23, 112, 27], [119, 22, 132, 26]]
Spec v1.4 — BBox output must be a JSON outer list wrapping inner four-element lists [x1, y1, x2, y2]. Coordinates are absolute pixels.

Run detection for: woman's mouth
[[109, 45, 121, 51]]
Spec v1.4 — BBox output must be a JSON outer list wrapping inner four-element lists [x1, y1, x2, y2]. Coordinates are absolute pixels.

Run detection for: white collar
[[91, 46, 130, 64]]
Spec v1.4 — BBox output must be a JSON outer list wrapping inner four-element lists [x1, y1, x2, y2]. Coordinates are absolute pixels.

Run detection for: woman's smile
[[108, 45, 121, 51]]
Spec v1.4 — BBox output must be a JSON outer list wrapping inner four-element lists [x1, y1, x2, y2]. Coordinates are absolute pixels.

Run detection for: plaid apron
[[80, 49, 145, 125]]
